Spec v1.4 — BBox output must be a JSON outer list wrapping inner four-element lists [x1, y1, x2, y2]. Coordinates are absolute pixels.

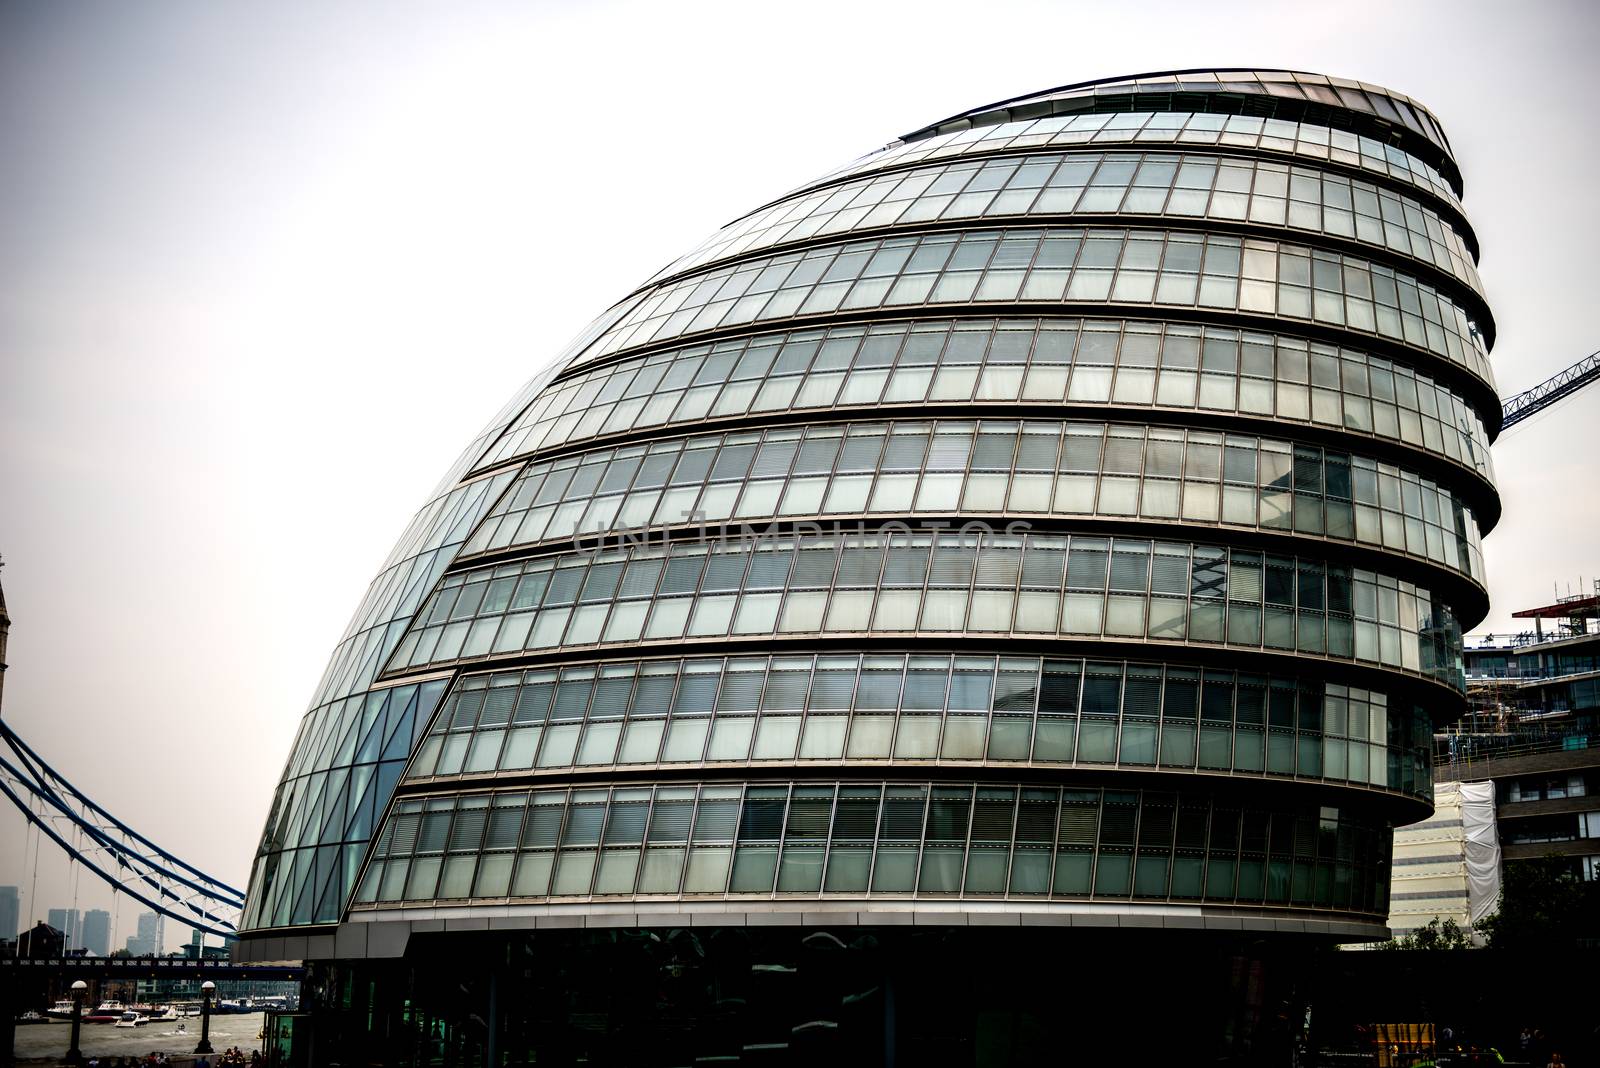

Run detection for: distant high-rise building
[[124, 910, 165, 956], [0, 885, 17, 942], [80, 908, 111, 956], [47, 908, 79, 951]]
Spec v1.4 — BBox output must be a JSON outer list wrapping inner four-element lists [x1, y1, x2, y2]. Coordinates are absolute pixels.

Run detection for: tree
[[1373, 916, 1472, 951], [1476, 855, 1598, 949]]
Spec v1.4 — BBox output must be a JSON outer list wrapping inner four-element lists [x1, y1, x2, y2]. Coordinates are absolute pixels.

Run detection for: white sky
[[1, 0, 1596, 950]]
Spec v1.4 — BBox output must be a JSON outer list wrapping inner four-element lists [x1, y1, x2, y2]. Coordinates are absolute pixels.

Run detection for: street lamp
[[195, 979, 216, 1055], [65, 979, 88, 1065]]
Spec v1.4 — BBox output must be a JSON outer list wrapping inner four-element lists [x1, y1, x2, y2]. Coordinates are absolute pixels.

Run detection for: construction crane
[[1500, 351, 1600, 430]]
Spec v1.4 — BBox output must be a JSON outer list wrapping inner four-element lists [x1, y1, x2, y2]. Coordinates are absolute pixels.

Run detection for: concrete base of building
[[234, 903, 1385, 964]]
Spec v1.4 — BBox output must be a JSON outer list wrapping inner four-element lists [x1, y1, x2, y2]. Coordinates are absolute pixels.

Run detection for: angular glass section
[[241, 470, 512, 929], [243, 69, 1496, 938], [243, 677, 448, 928]]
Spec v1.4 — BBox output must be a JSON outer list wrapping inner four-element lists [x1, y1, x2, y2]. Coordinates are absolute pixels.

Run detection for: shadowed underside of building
[[237, 69, 1500, 1065]]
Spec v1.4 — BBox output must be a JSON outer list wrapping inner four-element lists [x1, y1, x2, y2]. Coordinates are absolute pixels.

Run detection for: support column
[[486, 970, 500, 1068]]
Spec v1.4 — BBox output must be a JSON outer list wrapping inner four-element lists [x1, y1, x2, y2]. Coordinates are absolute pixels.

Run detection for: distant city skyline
[[0, 885, 16, 943], [2, 893, 179, 956]]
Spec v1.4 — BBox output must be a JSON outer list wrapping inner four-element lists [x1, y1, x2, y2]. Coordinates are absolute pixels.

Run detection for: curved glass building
[[239, 70, 1498, 1065]]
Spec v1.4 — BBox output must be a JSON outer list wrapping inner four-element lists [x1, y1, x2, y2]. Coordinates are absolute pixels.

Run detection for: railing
[[1466, 668, 1598, 684], [1433, 731, 1598, 767], [0, 956, 304, 980], [1464, 626, 1600, 653]]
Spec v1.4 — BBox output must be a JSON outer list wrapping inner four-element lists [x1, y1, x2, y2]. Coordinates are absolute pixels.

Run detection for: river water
[[12, 1013, 265, 1062]]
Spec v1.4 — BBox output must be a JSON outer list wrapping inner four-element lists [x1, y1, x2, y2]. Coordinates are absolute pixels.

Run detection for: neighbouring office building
[[1384, 591, 1599, 939], [1459, 589, 1599, 738], [1452, 593, 1600, 883], [237, 70, 1500, 1064], [1460, 594, 1600, 883]]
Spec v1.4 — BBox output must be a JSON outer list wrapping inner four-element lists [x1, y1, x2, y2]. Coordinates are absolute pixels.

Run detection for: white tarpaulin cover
[[1459, 780, 1501, 925]]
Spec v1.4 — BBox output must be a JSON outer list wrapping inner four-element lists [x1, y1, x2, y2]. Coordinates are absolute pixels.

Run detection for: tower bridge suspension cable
[[0, 719, 244, 938], [0, 570, 243, 940]]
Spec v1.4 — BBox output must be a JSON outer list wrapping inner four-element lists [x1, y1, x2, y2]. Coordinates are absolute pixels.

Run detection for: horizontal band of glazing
[[404, 652, 1435, 804], [473, 318, 1497, 503], [461, 417, 1487, 591], [898, 70, 1460, 188], [561, 228, 1493, 392], [788, 111, 1465, 231], [352, 778, 1396, 919], [382, 532, 1467, 691], [659, 150, 1481, 304]]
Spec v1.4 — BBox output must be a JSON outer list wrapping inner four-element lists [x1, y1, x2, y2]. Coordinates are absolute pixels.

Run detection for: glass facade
[[473, 317, 1496, 486], [897, 71, 1462, 183], [667, 150, 1482, 292], [242, 69, 1498, 949], [353, 780, 1392, 911], [461, 420, 1487, 584], [398, 654, 1434, 801], [384, 533, 1467, 689], [562, 227, 1493, 382], [795, 111, 1466, 218]]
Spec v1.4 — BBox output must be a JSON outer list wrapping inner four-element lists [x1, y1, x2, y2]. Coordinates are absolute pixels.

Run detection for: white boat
[[113, 1010, 148, 1028], [44, 999, 79, 1020]]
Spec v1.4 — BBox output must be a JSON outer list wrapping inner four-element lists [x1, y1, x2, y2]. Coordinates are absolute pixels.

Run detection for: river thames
[[13, 1013, 265, 1063]]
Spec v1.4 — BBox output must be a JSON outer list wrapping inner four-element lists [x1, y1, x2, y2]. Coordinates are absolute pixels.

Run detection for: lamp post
[[195, 979, 216, 1055], [64, 979, 87, 1065]]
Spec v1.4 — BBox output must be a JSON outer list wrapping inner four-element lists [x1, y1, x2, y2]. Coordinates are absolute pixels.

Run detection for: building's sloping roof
[[1512, 594, 1600, 619], [899, 68, 1461, 194]]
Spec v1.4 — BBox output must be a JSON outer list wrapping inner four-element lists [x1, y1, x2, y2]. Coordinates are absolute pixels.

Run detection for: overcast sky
[[1, 0, 1596, 950]]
